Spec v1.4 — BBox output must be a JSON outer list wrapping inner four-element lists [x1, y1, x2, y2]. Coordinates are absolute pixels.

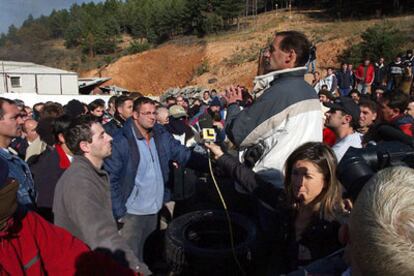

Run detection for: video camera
[[337, 141, 414, 201]]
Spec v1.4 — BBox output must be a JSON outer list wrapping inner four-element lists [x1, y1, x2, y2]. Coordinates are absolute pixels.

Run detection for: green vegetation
[[195, 59, 210, 76], [223, 43, 261, 66], [340, 22, 406, 65], [0, 0, 245, 57], [126, 41, 152, 55]]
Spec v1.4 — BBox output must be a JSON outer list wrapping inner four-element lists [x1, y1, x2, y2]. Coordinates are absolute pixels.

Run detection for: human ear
[[79, 141, 89, 154]]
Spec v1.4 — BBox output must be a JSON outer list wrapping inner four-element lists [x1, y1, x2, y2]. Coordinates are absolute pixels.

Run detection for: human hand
[[212, 121, 224, 129], [204, 143, 224, 159], [224, 85, 243, 105]]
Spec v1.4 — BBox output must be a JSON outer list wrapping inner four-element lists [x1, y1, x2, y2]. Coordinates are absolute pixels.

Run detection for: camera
[[337, 141, 414, 201]]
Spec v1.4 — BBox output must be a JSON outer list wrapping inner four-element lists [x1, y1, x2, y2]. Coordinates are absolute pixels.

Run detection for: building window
[[10, 76, 21, 87]]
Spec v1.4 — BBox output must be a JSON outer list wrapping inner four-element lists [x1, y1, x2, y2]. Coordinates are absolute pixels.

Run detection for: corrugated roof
[[0, 60, 76, 75]]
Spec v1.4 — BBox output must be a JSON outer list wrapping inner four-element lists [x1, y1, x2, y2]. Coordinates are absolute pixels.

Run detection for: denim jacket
[[0, 148, 36, 207]]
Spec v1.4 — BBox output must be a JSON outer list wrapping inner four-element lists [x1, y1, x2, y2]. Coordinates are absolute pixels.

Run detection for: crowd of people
[[1, 30, 414, 275]]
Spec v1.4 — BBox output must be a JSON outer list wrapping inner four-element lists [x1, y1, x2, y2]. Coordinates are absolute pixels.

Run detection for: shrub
[[340, 22, 404, 64], [127, 40, 151, 54], [195, 59, 210, 76]]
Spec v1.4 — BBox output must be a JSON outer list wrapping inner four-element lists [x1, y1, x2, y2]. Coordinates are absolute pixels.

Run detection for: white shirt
[[332, 132, 363, 162]]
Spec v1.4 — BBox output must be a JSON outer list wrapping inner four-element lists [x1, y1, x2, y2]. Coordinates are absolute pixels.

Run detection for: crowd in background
[[1, 30, 414, 276]]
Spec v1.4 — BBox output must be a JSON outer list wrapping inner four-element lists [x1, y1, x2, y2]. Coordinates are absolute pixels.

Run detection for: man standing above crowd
[[373, 57, 387, 90], [53, 115, 147, 274], [325, 97, 362, 161], [225, 31, 322, 188], [387, 54, 405, 91], [325, 67, 338, 96], [355, 58, 375, 94], [0, 98, 36, 209], [336, 63, 353, 96], [104, 97, 206, 268]]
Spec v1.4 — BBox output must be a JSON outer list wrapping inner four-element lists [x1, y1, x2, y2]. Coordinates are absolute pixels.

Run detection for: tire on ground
[[165, 209, 257, 275]]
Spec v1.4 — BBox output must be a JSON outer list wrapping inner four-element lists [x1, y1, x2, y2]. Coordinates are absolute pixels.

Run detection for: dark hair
[[166, 96, 176, 103], [349, 89, 361, 97], [64, 115, 99, 155], [339, 110, 360, 130], [0, 97, 15, 119], [383, 91, 409, 114], [88, 99, 105, 112], [359, 99, 378, 114], [108, 95, 117, 106], [275, 31, 311, 67], [133, 97, 154, 112], [115, 95, 132, 109], [36, 117, 56, 146], [13, 99, 25, 109], [40, 102, 64, 119], [53, 115, 73, 144]]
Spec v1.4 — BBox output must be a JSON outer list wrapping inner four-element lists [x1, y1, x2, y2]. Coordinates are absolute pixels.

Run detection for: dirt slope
[[80, 10, 414, 95]]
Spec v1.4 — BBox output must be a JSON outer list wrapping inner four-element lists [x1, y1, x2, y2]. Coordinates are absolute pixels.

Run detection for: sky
[[0, 0, 103, 34]]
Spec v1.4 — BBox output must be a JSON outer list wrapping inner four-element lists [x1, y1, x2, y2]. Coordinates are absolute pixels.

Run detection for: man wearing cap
[[167, 105, 197, 147], [325, 97, 363, 161]]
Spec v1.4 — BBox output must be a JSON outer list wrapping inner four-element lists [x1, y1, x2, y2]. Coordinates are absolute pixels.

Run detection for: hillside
[[3, 8, 413, 96], [80, 9, 414, 95]]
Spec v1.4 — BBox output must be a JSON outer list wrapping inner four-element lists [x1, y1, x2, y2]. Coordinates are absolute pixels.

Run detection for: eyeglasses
[[140, 112, 156, 116]]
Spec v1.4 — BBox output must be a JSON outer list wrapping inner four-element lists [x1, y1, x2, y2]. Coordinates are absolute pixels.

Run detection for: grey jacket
[[53, 155, 144, 272]]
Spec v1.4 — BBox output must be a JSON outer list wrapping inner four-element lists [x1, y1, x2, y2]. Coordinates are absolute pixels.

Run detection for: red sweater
[[355, 64, 375, 84], [0, 210, 138, 276]]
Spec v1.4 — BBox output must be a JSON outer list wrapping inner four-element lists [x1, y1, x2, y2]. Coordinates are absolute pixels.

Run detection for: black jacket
[[216, 154, 343, 273]]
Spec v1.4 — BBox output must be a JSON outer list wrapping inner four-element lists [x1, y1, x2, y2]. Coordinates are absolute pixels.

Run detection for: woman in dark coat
[[205, 142, 350, 274]]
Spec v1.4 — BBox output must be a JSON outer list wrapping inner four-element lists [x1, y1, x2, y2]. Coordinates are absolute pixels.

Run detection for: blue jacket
[[0, 149, 36, 208], [104, 118, 206, 219]]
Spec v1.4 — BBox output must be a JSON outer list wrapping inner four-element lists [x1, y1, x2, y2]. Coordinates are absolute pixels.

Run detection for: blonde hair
[[350, 166, 414, 275], [284, 142, 344, 221]]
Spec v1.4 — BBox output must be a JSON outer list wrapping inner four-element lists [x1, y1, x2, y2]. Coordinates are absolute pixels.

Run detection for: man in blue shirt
[[104, 97, 207, 265], [0, 97, 36, 209]]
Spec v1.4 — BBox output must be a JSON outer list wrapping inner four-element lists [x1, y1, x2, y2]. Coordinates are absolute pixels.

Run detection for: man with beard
[[191, 97, 225, 143]]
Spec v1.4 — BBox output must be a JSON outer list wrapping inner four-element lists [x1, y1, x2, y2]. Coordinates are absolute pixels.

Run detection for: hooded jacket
[[0, 207, 89, 275]]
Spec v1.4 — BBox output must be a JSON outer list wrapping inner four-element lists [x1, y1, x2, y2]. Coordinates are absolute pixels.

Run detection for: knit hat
[[209, 97, 221, 108], [169, 105, 188, 119]]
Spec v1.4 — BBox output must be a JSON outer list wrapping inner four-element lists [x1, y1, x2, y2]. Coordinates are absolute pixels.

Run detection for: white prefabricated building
[[0, 60, 78, 95]]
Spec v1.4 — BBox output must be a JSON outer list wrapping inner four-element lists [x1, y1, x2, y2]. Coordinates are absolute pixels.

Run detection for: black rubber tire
[[165, 209, 257, 275]]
